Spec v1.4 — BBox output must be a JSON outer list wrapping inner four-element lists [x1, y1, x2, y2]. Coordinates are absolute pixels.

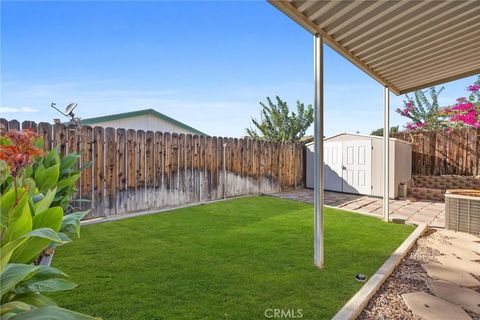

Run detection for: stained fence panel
[[0, 118, 305, 217], [395, 128, 480, 176]]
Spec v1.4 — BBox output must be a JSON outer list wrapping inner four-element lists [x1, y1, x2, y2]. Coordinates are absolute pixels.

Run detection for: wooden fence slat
[[38, 122, 52, 151], [116, 128, 127, 213], [164, 133, 172, 205], [136, 130, 146, 210], [126, 129, 137, 212], [185, 134, 193, 204], [8, 120, 20, 131], [93, 126, 104, 216], [154, 132, 163, 208], [192, 135, 200, 202], [0, 118, 8, 134], [199, 135, 206, 201], [53, 123, 67, 156], [22, 120, 37, 131], [215, 137, 221, 199], [80, 126, 93, 214], [171, 133, 179, 205], [104, 127, 117, 215], [145, 131, 155, 208], [66, 125, 81, 210], [178, 134, 186, 204], [205, 136, 213, 200]]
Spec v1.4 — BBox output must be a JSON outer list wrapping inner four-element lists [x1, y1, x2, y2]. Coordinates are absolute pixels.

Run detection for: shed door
[[342, 140, 372, 195], [324, 142, 343, 192]]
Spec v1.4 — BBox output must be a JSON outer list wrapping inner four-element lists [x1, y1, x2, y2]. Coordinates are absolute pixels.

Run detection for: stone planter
[[445, 189, 480, 235]]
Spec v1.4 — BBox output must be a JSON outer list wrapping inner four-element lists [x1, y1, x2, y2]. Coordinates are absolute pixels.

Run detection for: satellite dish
[[65, 103, 77, 116], [50, 102, 81, 126]]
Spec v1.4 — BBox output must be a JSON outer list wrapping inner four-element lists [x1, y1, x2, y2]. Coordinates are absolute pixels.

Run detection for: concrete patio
[[270, 188, 445, 228]]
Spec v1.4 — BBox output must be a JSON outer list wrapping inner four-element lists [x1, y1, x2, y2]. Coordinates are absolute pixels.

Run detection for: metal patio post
[[383, 86, 390, 222], [314, 34, 324, 268]]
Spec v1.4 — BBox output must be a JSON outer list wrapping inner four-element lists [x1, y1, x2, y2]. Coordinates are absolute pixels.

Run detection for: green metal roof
[[81, 108, 207, 136]]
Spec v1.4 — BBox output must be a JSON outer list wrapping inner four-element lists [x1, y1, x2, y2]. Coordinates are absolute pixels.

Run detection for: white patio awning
[[268, 0, 480, 94]]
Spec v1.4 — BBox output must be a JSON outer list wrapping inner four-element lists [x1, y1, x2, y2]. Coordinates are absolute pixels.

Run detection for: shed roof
[[305, 132, 411, 145], [268, 0, 480, 95], [81, 108, 207, 136]]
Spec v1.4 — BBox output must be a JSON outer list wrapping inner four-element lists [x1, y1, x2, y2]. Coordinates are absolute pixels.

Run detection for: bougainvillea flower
[[450, 110, 478, 126], [467, 84, 480, 92], [404, 122, 416, 130], [451, 102, 475, 112]]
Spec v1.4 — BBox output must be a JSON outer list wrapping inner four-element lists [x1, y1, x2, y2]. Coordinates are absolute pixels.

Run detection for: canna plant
[[0, 130, 97, 319]]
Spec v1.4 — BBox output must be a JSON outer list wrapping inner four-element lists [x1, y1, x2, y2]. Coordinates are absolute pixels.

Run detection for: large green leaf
[[34, 164, 59, 193], [43, 149, 60, 168], [8, 306, 100, 320], [3, 204, 32, 246], [0, 301, 31, 315], [56, 174, 80, 192], [22, 265, 67, 284], [60, 211, 90, 238], [0, 188, 28, 227], [2, 229, 67, 270], [10, 228, 66, 264], [0, 238, 28, 272], [32, 207, 63, 232], [60, 153, 80, 172], [33, 188, 57, 216], [14, 293, 57, 308], [57, 232, 72, 244], [15, 278, 77, 294], [0, 264, 39, 297]]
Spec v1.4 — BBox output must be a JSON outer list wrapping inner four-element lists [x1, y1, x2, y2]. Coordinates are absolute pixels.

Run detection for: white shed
[[305, 133, 411, 199]]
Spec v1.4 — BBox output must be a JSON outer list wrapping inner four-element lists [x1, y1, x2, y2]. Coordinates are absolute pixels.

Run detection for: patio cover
[[268, 0, 480, 95]]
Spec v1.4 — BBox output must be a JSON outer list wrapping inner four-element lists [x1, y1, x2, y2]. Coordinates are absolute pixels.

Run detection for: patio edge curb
[[331, 222, 428, 320]]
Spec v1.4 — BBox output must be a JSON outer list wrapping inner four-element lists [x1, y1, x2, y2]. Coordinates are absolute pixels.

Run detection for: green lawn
[[51, 196, 414, 320]]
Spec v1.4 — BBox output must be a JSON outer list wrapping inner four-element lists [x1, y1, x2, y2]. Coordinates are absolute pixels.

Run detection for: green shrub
[[0, 130, 98, 319]]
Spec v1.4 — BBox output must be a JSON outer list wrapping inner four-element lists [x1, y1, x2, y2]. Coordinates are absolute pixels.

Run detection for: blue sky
[[1, 1, 477, 137]]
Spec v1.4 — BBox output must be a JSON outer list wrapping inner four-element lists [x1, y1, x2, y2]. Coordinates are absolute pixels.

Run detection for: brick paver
[[270, 188, 445, 227]]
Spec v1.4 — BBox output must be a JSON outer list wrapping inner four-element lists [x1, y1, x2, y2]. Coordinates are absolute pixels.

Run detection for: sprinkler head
[[355, 274, 367, 282]]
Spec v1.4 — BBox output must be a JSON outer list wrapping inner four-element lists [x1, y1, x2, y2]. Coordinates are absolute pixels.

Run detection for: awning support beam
[[383, 86, 390, 222], [314, 34, 324, 268]]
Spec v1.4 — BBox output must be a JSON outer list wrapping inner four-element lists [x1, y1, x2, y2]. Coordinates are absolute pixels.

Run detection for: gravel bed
[[358, 229, 480, 320]]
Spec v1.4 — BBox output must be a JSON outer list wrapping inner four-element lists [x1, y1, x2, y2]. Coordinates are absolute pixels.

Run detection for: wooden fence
[[394, 128, 480, 176], [0, 119, 304, 217]]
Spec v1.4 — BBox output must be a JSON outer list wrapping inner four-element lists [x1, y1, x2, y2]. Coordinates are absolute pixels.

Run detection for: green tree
[[246, 96, 314, 143], [370, 126, 399, 137], [396, 86, 446, 130]]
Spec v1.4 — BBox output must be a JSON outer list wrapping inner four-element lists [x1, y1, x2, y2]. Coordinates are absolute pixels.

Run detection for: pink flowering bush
[[398, 76, 480, 131], [441, 76, 480, 129]]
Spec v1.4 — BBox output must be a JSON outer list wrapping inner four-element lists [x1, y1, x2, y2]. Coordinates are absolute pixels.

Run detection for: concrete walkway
[[270, 188, 445, 227]]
